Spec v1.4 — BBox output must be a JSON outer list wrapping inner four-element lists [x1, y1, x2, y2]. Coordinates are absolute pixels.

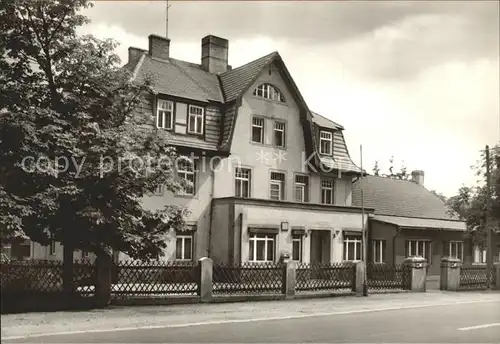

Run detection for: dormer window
[[157, 99, 173, 130], [319, 131, 333, 155], [253, 83, 285, 102], [188, 105, 204, 135]]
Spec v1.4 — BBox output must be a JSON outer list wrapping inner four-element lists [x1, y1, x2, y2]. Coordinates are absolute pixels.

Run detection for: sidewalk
[[2, 290, 499, 340]]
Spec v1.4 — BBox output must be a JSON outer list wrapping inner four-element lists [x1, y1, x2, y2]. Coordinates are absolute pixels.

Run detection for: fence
[[112, 260, 199, 299], [458, 265, 494, 290], [2, 257, 428, 313], [295, 262, 355, 292], [1, 259, 97, 313], [367, 263, 411, 291], [212, 262, 283, 294]]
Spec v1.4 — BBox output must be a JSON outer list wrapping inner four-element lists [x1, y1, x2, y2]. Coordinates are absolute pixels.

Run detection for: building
[[352, 171, 500, 280], [10, 33, 372, 264], [125, 34, 373, 264]]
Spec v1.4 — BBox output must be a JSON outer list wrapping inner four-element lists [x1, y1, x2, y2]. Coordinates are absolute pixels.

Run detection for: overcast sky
[[80, 1, 499, 197]]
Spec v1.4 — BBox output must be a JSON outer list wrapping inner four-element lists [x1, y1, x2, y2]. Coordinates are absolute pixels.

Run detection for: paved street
[[2, 291, 500, 343]]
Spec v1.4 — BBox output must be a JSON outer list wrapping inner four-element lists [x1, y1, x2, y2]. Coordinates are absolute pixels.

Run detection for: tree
[[372, 156, 410, 180], [446, 145, 500, 247], [0, 0, 188, 273]]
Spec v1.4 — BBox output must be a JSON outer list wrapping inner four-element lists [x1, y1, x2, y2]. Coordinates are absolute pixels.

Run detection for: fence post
[[403, 257, 427, 292], [95, 251, 112, 307], [440, 257, 461, 291], [493, 262, 500, 290], [198, 257, 213, 302], [282, 261, 296, 298], [355, 261, 366, 296]]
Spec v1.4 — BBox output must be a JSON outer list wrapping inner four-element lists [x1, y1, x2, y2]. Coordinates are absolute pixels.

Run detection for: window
[[177, 158, 196, 195], [176, 234, 193, 261], [235, 168, 251, 198], [294, 175, 309, 202], [49, 237, 56, 256], [274, 121, 286, 148], [319, 131, 333, 155], [253, 83, 285, 102], [82, 250, 89, 259], [292, 234, 303, 262], [249, 234, 275, 262], [444, 241, 463, 261], [343, 235, 362, 261], [372, 239, 386, 263], [270, 172, 285, 200], [321, 179, 334, 204], [251, 117, 265, 143], [156, 99, 173, 129], [188, 105, 204, 134], [473, 245, 487, 264], [405, 240, 432, 263]]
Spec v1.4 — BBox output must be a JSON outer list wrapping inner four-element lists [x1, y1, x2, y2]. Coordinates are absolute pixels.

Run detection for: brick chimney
[[411, 170, 425, 186], [201, 35, 228, 74], [128, 47, 146, 64], [148, 34, 170, 60]]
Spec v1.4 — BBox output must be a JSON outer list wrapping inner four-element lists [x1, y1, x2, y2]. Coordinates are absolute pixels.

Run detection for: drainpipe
[[393, 226, 403, 266], [207, 162, 216, 258]]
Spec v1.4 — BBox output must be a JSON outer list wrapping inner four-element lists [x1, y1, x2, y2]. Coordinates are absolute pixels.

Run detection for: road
[[3, 297, 500, 343]]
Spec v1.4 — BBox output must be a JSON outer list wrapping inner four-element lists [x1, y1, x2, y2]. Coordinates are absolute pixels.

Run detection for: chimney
[[411, 170, 425, 186], [148, 34, 170, 60], [201, 35, 228, 74], [128, 47, 145, 64]]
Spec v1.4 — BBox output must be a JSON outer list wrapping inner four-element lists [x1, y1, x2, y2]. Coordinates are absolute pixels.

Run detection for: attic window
[[319, 131, 333, 155], [253, 83, 285, 102]]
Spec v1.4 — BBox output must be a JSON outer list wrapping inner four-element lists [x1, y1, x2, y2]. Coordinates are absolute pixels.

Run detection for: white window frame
[[292, 235, 303, 262], [187, 105, 204, 134], [294, 175, 309, 203], [251, 117, 265, 144], [270, 172, 285, 201], [321, 179, 334, 204], [406, 239, 432, 264], [175, 234, 193, 261], [274, 121, 286, 148], [177, 158, 196, 195], [343, 235, 362, 261], [319, 131, 333, 155], [372, 239, 386, 263], [156, 99, 174, 130], [473, 244, 487, 264], [448, 241, 464, 261], [235, 168, 251, 198], [249, 234, 275, 262], [253, 83, 285, 102]]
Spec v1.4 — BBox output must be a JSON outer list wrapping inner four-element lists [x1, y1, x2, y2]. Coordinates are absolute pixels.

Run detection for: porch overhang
[[372, 215, 466, 232], [213, 197, 375, 214]]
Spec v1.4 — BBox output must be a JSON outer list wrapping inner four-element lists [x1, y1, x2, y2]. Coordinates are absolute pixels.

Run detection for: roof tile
[[352, 175, 459, 220]]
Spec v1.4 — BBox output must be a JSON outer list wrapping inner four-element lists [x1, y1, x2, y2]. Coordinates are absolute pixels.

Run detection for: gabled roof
[[311, 111, 344, 130], [127, 46, 359, 170], [219, 52, 278, 102], [352, 175, 460, 221]]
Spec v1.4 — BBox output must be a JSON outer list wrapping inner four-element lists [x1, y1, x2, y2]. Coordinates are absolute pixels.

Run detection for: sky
[[79, 1, 499, 197]]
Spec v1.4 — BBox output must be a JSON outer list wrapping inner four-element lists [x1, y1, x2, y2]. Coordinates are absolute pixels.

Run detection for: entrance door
[[310, 231, 330, 264]]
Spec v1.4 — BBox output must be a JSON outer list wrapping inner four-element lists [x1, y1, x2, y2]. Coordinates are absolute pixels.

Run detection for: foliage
[[446, 145, 500, 247], [0, 0, 188, 259], [372, 156, 410, 180]]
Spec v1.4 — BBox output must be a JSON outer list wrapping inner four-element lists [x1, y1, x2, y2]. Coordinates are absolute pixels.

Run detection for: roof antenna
[[165, 0, 171, 39]]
